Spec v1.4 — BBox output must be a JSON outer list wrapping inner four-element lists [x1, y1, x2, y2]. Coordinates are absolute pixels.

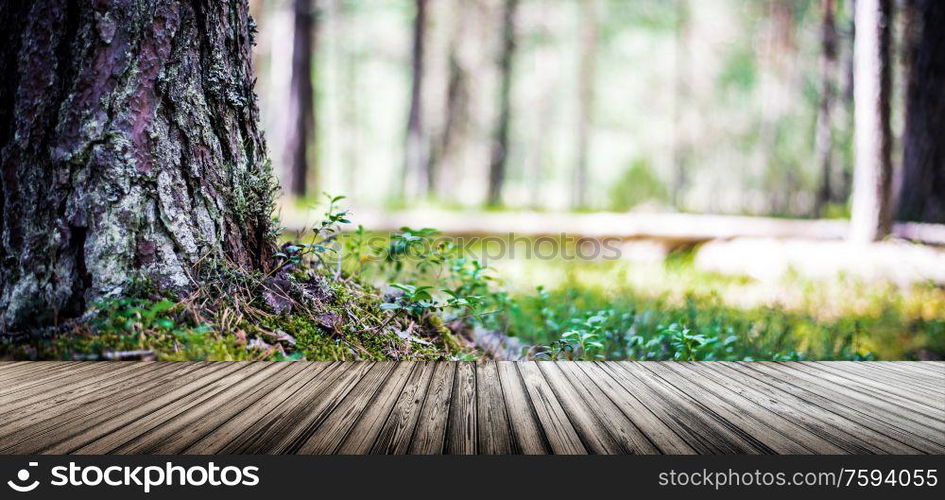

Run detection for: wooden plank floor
[[0, 361, 941, 455]]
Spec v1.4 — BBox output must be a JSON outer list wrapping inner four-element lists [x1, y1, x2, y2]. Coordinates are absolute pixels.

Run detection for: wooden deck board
[[445, 361, 478, 454], [182, 362, 330, 454], [691, 362, 911, 454], [111, 362, 302, 454], [608, 362, 769, 454], [282, 362, 381, 454], [495, 361, 549, 454], [757, 362, 945, 435], [0, 361, 940, 455], [475, 361, 514, 454], [517, 362, 586, 454], [799, 361, 945, 404], [292, 362, 394, 454], [5, 362, 234, 454], [538, 362, 624, 454], [407, 362, 455, 454], [731, 363, 944, 453], [370, 361, 437, 454], [201, 362, 347, 454], [651, 362, 847, 454], [555, 361, 660, 454], [336, 362, 415, 454]]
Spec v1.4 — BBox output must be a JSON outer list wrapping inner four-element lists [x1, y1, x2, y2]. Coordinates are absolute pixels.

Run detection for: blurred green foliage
[[608, 159, 669, 211]]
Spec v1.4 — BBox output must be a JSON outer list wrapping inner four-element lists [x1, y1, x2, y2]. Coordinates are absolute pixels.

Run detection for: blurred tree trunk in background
[[836, 0, 856, 207], [487, 0, 518, 206], [404, 0, 429, 199], [429, 0, 470, 198], [761, 1, 798, 216], [897, 0, 945, 223], [814, 0, 838, 217], [573, 0, 599, 209], [283, 0, 318, 198], [672, 0, 691, 210], [0, 0, 274, 333], [339, 0, 361, 200], [849, 0, 893, 242]]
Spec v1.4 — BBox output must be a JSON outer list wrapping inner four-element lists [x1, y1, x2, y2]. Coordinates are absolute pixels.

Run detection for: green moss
[[2, 294, 267, 361], [0, 253, 463, 361]]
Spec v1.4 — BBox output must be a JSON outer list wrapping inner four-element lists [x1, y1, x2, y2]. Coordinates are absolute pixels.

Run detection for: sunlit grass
[[487, 253, 945, 360], [292, 228, 945, 361]]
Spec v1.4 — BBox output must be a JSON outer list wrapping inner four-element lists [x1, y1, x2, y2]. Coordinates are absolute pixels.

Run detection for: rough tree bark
[[849, 0, 893, 242], [403, 0, 429, 199], [0, 0, 275, 333], [283, 0, 317, 198], [897, 0, 945, 223], [487, 0, 518, 207], [814, 0, 838, 217]]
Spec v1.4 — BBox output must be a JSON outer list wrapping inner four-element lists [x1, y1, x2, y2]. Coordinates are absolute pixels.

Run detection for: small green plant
[[381, 283, 440, 317], [536, 310, 609, 360], [383, 226, 448, 278], [664, 323, 708, 361], [275, 193, 351, 275], [90, 297, 180, 333]]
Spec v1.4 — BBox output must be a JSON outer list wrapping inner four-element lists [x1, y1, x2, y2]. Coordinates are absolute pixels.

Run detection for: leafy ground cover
[[4, 197, 943, 361]]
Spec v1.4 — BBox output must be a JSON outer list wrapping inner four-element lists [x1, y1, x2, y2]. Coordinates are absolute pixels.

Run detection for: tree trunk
[[487, 0, 518, 206], [573, 0, 598, 209], [428, 0, 470, 199], [849, 0, 893, 242], [672, 0, 691, 210], [283, 0, 317, 198], [340, 0, 362, 200], [897, 0, 945, 223], [0, 0, 275, 333], [404, 0, 429, 199], [814, 0, 839, 217], [829, 0, 857, 207]]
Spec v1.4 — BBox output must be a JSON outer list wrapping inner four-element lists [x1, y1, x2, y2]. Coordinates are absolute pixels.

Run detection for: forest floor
[[4, 203, 944, 362]]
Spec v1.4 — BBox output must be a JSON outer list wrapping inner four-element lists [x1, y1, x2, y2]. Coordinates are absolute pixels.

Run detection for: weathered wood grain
[[573, 362, 695, 454], [280, 362, 382, 454], [495, 361, 548, 454], [183, 362, 332, 454], [538, 362, 624, 454], [553, 362, 659, 454], [408, 362, 455, 454], [6, 362, 237, 454], [730, 362, 942, 453], [445, 361, 478, 454], [0, 361, 940, 455], [370, 362, 437, 454], [599, 362, 763, 454], [292, 362, 394, 454], [517, 362, 586, 454], [684, 362, 912, 454], [475, 361, 513, 454], [336, 362, 416, 454], [110, 362, 304, 454], [755, 362, 945, 440], [649, 362, 845, 454]]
